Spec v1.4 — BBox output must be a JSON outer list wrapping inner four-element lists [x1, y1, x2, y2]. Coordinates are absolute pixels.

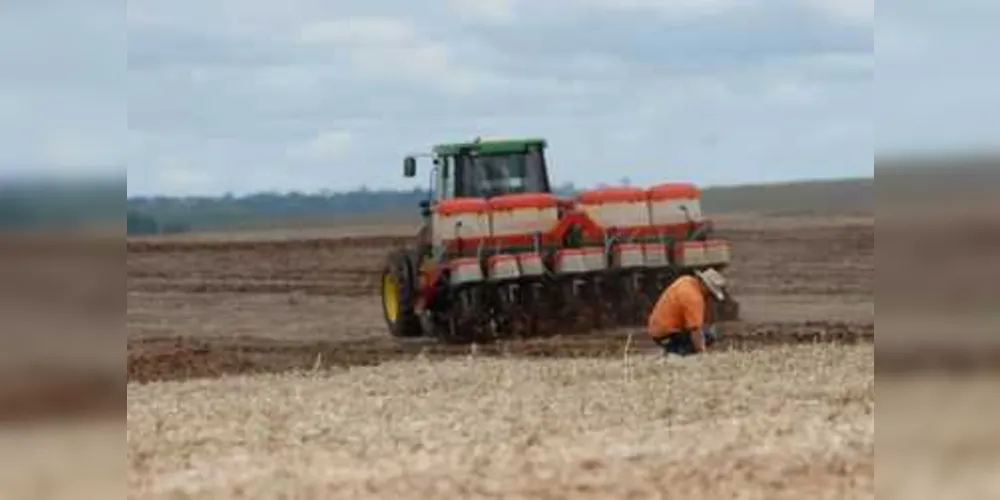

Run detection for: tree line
[[0, 179, 123, 232], [125, 183, 580, 234], [0, 179, 578, 236], [123, 177, 880, 235], [0, 175, 879, 236]]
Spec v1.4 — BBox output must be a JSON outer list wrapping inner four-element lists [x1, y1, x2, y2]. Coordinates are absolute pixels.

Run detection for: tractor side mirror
[[403, 156, 417, 177]]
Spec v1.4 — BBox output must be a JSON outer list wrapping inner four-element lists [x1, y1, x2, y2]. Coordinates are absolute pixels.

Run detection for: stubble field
[[121, 213, 883, 498]]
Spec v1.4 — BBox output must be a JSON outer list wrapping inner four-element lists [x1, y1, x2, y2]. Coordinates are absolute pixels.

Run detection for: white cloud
[[804, 0, 873, 25], [876, 23, 923, 63], [765, 79, 819, 105], [110, 0, 883, 195], [250, 65, 325, 94], [286, 130, 353, 161], [41, 134, 121, 172], [297, 16, 494, 95], [583, 0, 747, 18], [298, 16, 415, 45], [446, 0, 518, 23], [354, 43, 495, 95], [577, 0, 873, 24], [807, 52, 874, 72], [154, 158, 216, 193], [126, 1, 157, 28], [0, 0, 121, 177]]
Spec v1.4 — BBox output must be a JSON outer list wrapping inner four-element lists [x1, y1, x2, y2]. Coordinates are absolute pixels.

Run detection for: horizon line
[[125, 174, 874, 200]]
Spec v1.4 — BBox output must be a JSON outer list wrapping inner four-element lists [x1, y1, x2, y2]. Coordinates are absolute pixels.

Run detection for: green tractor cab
[[402, 136, 552, 198]]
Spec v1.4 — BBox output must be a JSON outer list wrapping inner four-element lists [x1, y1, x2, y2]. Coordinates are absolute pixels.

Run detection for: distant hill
[[124, 177, 875, 235], [876, 153, 1000, 206], [0, 178, 122, 232], [700, 177, 872, 216], [23, 153, 1000, 236]]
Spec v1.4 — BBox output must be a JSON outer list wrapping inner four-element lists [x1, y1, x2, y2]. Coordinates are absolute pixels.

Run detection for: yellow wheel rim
[[382, 273, 400, 322]]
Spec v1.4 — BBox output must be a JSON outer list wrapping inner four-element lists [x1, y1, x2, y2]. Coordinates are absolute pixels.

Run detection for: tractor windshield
[[456, 148, 549, 198]]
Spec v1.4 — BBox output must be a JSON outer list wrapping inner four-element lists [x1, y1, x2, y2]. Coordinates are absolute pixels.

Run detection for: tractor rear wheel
[[381, 249, 423, 338]]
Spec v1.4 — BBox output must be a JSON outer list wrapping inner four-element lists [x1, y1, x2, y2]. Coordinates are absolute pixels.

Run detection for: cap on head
[[695, 268, 727, 301]]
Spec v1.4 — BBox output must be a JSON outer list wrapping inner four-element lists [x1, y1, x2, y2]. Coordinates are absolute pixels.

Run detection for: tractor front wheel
[[381, 249, 423, 338]]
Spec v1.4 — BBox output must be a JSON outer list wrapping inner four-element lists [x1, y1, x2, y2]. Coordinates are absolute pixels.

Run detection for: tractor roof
[[432, 137, 546, 156]]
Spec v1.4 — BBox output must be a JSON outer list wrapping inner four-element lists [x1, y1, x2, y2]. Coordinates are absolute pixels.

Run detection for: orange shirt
[[647, 275, 705, 339]]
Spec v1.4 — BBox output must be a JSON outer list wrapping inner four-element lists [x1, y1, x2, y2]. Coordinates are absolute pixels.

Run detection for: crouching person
[[647, 268, 729, 356]]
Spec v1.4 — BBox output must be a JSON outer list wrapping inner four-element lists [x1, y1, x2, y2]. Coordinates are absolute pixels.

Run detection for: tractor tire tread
[[383, 248, 423, 338]]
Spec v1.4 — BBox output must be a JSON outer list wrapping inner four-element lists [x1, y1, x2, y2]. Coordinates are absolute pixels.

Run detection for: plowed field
[[124, 215, 886, 499], [126, 216, 877, 383]]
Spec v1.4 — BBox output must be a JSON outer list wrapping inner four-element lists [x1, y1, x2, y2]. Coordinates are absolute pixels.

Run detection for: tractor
[[380, 136, 738, 344]]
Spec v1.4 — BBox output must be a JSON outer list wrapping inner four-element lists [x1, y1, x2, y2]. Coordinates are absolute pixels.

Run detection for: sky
[[0, 0, 994, 196]]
